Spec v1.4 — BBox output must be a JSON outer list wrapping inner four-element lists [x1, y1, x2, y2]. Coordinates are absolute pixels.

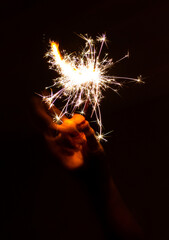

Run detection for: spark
[[53, 113, 62, 124], [96, 130, 114, 142], [43, 34, 141, 141]]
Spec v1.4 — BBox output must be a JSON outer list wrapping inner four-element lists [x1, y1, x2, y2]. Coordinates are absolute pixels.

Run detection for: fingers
[[71, 114, 86, 125], [31, 94, 86, 137], [77, 119, 94, 136], [45, 131, 83, 155], [77, 119, 104, 154], [31, 95, 103, 155], [56, 114, 85, 136], [57, 119, 78, 134]]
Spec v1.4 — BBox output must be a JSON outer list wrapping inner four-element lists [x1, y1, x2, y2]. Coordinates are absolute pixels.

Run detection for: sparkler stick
[[43, 34, 142, 141]]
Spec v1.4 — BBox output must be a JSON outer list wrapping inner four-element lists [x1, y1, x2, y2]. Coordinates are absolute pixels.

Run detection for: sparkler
[[43, 33, 142, 141]]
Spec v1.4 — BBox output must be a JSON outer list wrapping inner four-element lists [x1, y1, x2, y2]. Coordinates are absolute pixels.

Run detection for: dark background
[[1, 1, 169, 239]]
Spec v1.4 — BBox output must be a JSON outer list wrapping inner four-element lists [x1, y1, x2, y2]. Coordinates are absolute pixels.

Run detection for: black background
[[1, 1, 169, 239]]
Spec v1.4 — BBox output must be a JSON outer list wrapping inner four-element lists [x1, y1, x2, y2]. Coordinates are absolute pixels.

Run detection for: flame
[[51, 42, 63, 62]]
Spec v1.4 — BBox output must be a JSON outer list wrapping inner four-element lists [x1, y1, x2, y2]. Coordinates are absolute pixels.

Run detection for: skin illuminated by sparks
[[43, 34, 142, 141]]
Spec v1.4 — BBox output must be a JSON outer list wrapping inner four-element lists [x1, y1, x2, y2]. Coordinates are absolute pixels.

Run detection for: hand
[[30, 96, 103, 169], [30, 97, 144, 240]]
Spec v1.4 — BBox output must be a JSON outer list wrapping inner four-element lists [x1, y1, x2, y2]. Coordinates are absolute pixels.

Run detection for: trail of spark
[[111, 76, 141, 82], [97, 37, 105, 59], [113, 53, 129, 65], [97, 104, 102, 135]]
